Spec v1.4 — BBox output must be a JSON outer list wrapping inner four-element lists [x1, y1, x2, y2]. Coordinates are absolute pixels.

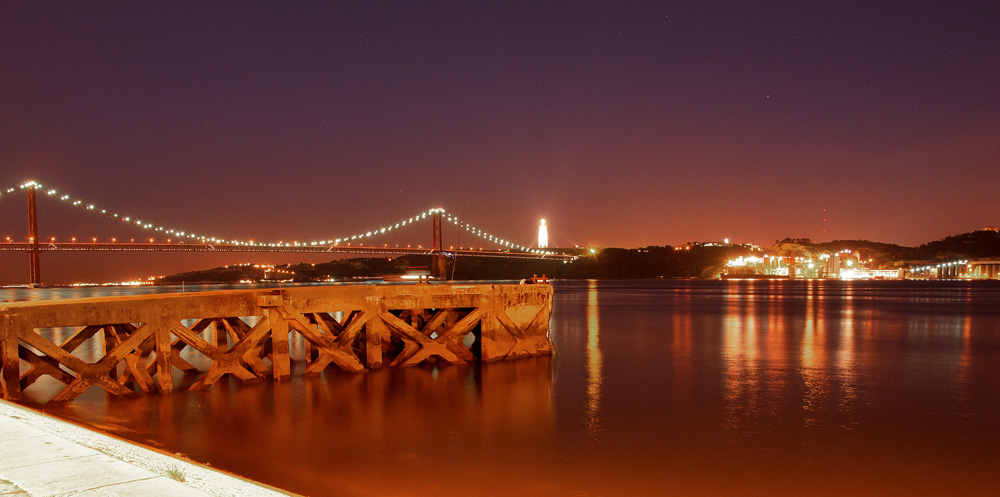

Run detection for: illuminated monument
[[538, 219, 548, 249]]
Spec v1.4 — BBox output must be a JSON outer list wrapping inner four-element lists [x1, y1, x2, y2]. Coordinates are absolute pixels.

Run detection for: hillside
[[914, 229, 1000, 260]]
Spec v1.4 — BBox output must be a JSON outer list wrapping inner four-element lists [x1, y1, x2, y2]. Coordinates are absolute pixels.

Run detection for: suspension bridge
[[1, 181, 578, 285]]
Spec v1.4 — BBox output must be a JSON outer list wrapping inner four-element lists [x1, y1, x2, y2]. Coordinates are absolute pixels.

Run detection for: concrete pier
[[1, 283, 554, 403], [0, 399, 295, 496]]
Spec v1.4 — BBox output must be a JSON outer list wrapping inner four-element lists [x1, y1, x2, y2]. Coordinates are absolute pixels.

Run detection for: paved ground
[[0, 400, 296, 497]]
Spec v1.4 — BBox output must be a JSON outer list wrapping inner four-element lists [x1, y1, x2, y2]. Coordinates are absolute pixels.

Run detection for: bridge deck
[[0, 242, 577, 260], [0, 283, 554, 403]]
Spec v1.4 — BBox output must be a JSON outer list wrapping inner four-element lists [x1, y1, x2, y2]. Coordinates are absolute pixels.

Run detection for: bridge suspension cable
[[2, 180, 556, 255]]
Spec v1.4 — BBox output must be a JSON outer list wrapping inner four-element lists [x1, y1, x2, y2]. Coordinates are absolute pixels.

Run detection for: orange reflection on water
[[720, 280, 869, 435], [837, 286, 858, 420], [801, 279, 828, 428], [585, 279, 603, 437], [722, 280, 764, 439], [958, 314, 973, 422], [671, 286, 695, 401], [763, 281, 787, 369], [51, 359, 556, 497]]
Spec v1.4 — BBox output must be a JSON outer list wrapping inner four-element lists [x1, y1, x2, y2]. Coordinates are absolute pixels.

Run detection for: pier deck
[[0, 283, 554, 403]]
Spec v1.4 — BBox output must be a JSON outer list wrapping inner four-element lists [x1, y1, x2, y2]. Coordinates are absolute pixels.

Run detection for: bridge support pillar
[[431, 254, 450, 280], [27, 185, 41, 287], [432, 211, 442, 252], [430, 210, 450, 280]]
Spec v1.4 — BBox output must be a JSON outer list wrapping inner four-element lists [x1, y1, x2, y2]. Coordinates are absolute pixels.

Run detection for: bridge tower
[[431, 210, 449, 280], [27, 185, 41, 287], [432, 210, 442, 251]]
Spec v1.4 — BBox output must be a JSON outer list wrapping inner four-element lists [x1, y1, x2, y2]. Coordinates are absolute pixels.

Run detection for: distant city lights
[[723, 250, 987, 280]]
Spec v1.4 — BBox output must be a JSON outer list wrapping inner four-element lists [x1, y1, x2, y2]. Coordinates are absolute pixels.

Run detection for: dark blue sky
[[2, 1, 998, 274]]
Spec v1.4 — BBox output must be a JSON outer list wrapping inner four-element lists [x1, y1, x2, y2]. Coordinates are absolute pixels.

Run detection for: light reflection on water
[[7, 279, 1000, 496], [585, 279, 603, 438]]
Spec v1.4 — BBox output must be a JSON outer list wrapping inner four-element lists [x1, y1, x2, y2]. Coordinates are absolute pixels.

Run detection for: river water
[[6, 279, 1000, 496]]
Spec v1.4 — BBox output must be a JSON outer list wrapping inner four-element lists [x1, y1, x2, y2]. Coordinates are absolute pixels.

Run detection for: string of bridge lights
[[441, 212, 553, 254], [2, 181, 553, 254], [910, 260, 969, 272]]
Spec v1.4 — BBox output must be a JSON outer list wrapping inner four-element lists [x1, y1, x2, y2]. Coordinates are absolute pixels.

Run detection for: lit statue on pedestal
[[538, 219, 548, 249]]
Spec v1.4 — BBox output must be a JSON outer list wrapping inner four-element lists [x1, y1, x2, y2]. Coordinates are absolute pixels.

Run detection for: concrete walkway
[[0, 400, 296, 497]]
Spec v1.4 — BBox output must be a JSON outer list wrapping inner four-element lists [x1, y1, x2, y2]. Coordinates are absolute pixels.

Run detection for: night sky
[[2, 1, 998, 283]]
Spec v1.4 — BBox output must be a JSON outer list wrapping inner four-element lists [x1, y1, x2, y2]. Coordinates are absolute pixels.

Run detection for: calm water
[[8, 280, 1000, 496]]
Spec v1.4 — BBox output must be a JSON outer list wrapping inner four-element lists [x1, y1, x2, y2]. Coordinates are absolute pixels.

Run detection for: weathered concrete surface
[[0, 399, 296, 497], [1, 283, 554, 402], [1, 477, 29, 495]]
